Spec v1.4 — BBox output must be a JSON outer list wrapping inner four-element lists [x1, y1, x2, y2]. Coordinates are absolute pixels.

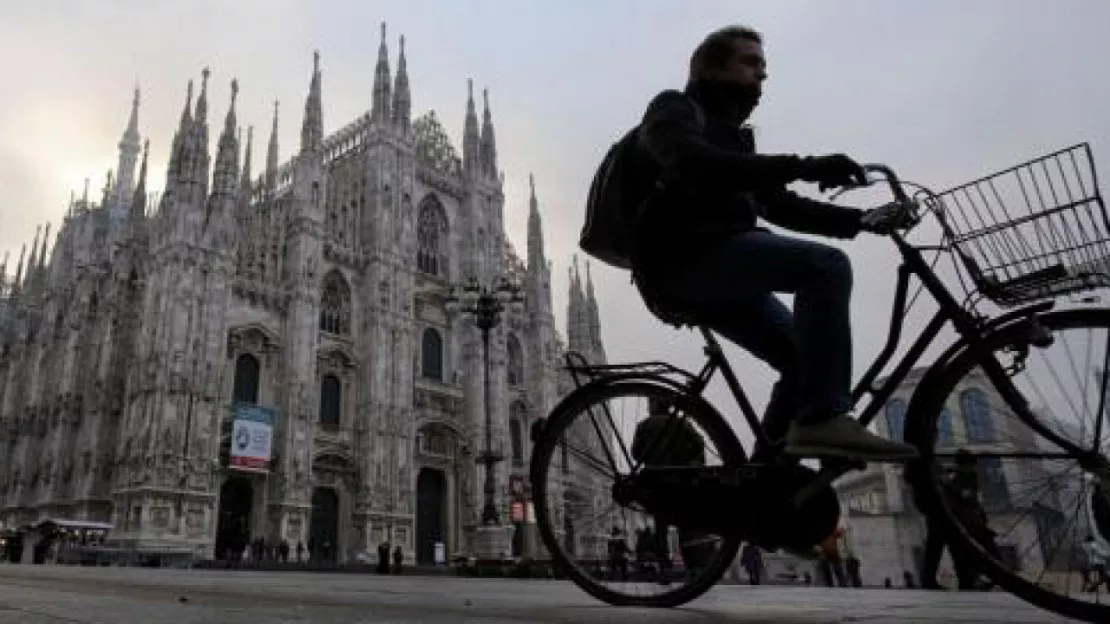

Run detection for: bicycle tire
[[530, 378, 746, 608], [905, 307, 1110, 623]]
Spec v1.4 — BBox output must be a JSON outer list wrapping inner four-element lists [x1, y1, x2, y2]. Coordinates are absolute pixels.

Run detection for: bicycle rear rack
[[563, 351, 699, 391]]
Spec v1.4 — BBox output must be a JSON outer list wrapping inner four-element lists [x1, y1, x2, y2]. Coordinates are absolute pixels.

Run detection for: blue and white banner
[[229, 404, 276, 473]]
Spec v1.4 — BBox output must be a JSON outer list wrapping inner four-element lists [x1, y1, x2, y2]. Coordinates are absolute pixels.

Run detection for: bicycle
[[528, 144, 1110, 622]]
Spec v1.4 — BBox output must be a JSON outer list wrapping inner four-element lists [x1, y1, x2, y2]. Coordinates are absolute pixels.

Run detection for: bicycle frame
[[647, 165, 1101, 490]]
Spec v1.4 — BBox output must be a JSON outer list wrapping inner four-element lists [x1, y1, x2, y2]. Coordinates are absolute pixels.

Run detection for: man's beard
[[697, 79, 761, 121]]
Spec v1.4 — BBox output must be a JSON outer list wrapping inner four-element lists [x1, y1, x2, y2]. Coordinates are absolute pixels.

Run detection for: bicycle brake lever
[[828, 179, 873, 202]]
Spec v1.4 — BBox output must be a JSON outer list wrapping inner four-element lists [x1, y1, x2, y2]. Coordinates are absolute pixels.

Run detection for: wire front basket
[[925, 143, 1110, 307]]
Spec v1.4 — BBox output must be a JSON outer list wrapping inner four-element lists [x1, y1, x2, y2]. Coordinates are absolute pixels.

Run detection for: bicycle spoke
[[1093, 330, 1110, 451], [531, 381, 742, 608], [903, 308, 1110, 621]]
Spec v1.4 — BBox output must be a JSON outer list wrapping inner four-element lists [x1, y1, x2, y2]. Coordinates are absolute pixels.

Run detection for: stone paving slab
[[0, 565, 1076, 623]]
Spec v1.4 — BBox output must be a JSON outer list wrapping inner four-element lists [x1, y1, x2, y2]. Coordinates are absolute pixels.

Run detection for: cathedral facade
[[0, 26, 607, 564]]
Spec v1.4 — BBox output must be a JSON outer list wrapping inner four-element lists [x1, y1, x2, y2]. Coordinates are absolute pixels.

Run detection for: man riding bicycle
[[628, 25, 918, 461]]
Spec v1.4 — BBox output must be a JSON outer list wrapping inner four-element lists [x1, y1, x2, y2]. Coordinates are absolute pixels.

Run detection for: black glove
[[799, 154, 867, 192], [860, 200, 919, 234]]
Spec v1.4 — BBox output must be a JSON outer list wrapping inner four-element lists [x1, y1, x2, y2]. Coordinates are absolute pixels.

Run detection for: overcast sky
[[1, 0, 1108, 431]]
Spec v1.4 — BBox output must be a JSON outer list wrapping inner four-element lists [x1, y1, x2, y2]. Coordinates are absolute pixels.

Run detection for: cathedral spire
[[391, 35, 411, 134], [38, 223, 51, 271], [567, 255, 590, 354], [211, 79, 240, 199], [186, 68, 213, 198], [480, 88, 498, 178], [371, 22, 392, 124], [240, 125, 253, 201], [195, 67, 210, 125], [131, 139, 149, 223], [124, 85, 141, 140], [166, 79, 193, 186], [29, 226, 41, 273], [179, 79, 194, 130], [585, 260, 602, 349], [13, 244, 26, 288], [526, 173, 547, 270], [101, 169, 114, 209], [24, 226, 41, 293], [301, 51, 323, 154], [114, 86, 142, 207], [463, 79, 479, 174], [265, 100, 279, 193]]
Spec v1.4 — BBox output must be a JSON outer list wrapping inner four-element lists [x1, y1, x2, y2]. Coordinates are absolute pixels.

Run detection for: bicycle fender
[[527, 374, 693, 481], [901, 300, 1054, 487]]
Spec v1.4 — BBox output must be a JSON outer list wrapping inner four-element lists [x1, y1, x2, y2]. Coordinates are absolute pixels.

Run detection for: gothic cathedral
[[0, 25, 608, 564]]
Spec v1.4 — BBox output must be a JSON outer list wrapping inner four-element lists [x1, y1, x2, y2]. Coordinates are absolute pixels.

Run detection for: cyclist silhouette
[[628, 25, 917, 461]]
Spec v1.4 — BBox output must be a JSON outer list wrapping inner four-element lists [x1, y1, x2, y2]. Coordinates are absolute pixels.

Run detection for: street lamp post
[[446, 275, 524, 526]]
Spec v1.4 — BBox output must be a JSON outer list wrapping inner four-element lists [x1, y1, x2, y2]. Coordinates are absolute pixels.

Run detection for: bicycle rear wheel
[[530, 378, 746, 607], [906, 307, 1110, 623]]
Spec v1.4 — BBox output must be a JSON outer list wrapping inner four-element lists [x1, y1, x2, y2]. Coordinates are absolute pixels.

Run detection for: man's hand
[[799, 154, 867, 192], [860, 200, 919, 235]]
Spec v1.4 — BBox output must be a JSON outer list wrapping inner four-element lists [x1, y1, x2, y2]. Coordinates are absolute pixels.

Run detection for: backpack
[[579, 96, 706, 270]]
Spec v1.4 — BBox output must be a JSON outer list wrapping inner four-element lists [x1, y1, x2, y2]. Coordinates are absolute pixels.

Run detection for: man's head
[[688, 25, 767, 112]]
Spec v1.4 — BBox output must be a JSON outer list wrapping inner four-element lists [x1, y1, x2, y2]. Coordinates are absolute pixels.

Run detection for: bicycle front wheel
[[530, 378, 746, 608], [907, 307, 1110, 623]]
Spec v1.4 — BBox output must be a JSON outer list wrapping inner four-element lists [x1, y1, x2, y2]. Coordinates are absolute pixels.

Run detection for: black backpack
[[579, 97, 706, 271]]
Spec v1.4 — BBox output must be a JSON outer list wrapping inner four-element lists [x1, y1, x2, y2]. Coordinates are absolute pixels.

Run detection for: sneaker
[[784, 415, 919, 461]]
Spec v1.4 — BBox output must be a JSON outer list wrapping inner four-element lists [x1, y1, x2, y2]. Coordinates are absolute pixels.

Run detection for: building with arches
[[0, 26, 608, 563], [833, 367, 1075, 587]]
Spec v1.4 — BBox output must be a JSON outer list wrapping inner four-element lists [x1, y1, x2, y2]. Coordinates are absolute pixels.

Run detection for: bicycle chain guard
[[613, 463, 841, 554]]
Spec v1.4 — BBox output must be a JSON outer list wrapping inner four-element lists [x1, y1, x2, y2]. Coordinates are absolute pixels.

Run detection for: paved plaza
[[0, 564, 1077, 623]]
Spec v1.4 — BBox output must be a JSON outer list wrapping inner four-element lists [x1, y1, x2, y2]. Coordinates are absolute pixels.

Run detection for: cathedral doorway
[[415, 467, 447, 565], [214, 477, 253, 561], [309, 487, 339, 562]]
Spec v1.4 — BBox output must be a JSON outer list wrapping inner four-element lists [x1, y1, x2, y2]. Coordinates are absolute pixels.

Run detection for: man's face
[[706, 38, 767, 97]]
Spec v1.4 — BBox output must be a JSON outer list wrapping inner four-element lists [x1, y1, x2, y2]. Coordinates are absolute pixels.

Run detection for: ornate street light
[[445, 275, 524, 525]]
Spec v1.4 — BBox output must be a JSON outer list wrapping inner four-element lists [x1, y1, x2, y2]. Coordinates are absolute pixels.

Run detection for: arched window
[[885, 398, 907, 442], [978, 456, 1011, 510], [421, 328, 443, 381], [506, 334, 523, 386], [416, 194, 448, 277], [961, 388, 994, 443], [510, 418, 524, 466], [232, 354, 260, 404], [319, 271, 352, 335], [319, 374, 341, 427], [937, 407, 954, 446]]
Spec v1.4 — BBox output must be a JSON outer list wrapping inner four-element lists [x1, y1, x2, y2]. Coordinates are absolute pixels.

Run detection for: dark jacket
[[631, 86, 864, 275]]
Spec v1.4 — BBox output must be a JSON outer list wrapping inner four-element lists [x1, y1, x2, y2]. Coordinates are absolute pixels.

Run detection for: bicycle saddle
[[642, 292, 718, 330]]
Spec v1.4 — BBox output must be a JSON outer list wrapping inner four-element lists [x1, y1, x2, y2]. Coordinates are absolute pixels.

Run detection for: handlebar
[[829, 163, 911, 203], [827, 164, 921, 234], [861, 164, 911, 203]]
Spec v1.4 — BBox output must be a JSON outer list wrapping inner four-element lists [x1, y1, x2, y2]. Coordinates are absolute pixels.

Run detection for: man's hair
[[688, 25, 763, 81]]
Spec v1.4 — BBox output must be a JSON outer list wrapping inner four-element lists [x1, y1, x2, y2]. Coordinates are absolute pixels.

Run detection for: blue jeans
[[642, 230, 854, 449]]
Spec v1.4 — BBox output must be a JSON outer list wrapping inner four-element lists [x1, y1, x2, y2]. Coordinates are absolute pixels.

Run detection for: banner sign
[[229, 404, 276, 472]]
